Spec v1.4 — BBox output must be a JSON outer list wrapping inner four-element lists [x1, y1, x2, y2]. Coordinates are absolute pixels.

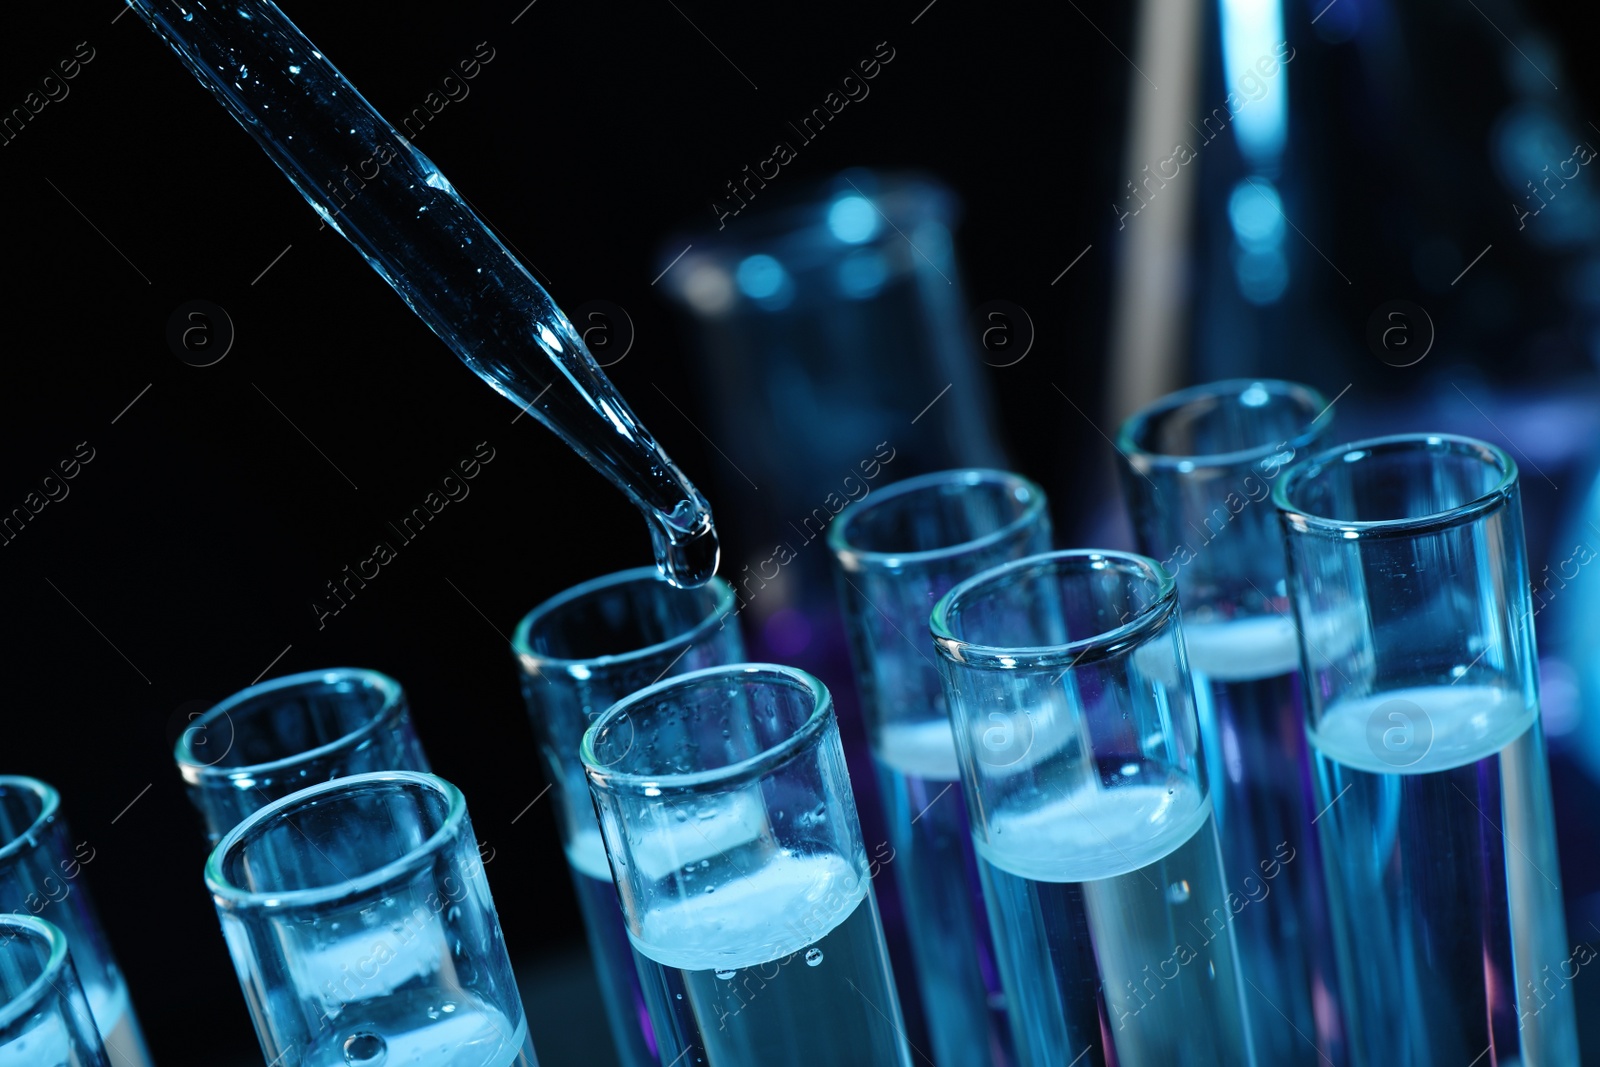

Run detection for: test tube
[[512, 568, 742, 1067], [828, 468, 1050, 1066], [0, 915, 110, 1067], [207, 771, 538, 1067], [582, 664, 913, 1067], [0, 778, 151, 1067], [1116, 379, 1341, 1063], [174, 667, 430, 843], [1275, 434, 1579, 1064], [931, 550, 1256, 1066]]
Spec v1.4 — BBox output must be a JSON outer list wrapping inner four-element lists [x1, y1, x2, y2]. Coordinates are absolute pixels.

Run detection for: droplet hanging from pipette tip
[[646, 504, 720, 589]]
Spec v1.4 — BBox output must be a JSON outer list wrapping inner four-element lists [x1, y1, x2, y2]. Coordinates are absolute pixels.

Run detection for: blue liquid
[[976, 780, 1256, 1067], [1185, 618, 1342, 1064], [1309, 685, 1579, 1066], [301, 988, 536, 1066], [567, 830, 659, 1067], [875, 721, 1012, 1066], [86, 979, 151, 1067], [632, 851, 912, 1067]]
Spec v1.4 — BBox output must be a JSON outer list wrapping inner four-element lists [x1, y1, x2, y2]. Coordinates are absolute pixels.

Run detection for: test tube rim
[[827, 467, 1048, 572], [579, 662, 832, 797], [512, 566, 738, 677], [0, 776, 61, 870], [1117, 377, 1331, 473], [174, 667, 408, 784], [204, 770, 468, 913], [0, 914, 70, 1031], [1273, 432, 1518, 540], [929, 548, 1178, 672]]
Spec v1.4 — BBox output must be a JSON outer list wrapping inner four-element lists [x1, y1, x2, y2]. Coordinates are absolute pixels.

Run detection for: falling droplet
[[715, 968, 736, 980], [676, 993, 684, 1000], [342, 1032, 387, 1066], [1166, 880, 1191, 904], [805, 948, 824, 967]]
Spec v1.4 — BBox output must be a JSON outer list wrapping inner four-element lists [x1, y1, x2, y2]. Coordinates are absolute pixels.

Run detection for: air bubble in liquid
[[805, 948, 824, 967], [343, 1032, 387, 1066]]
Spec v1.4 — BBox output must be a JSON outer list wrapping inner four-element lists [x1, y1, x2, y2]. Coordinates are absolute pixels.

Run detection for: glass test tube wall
[[1118, 380, 1343, 1064], [174, 667, 430, 843], [583, 664, 913, 1067], [829, 468, 1051, 1066], [932, 550, 1257, 1066], [1276, 434, 1579, 1065], [513, 569, 743, 1067], [0, 778, 152, 1067], [0, 914, 112, 1067], [206, 771, 539, 1067]]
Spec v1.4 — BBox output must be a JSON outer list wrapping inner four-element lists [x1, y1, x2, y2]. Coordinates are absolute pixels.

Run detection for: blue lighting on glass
[[1228, 179, 1286, 252], [736, 254, 787, 299], [1219, 0, 1288, 168], [838, 250, 889, 299], [828, 196, 880, 244], [1236, 248, 1289, 304]]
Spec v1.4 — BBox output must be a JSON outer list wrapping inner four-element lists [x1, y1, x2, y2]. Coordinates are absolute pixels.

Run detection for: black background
[[2, 1, 1597, 1065]]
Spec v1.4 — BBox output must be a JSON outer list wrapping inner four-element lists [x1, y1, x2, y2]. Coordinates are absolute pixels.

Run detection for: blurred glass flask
[[514, 569, 743, 1067], [657, 171, 1007, 640]]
